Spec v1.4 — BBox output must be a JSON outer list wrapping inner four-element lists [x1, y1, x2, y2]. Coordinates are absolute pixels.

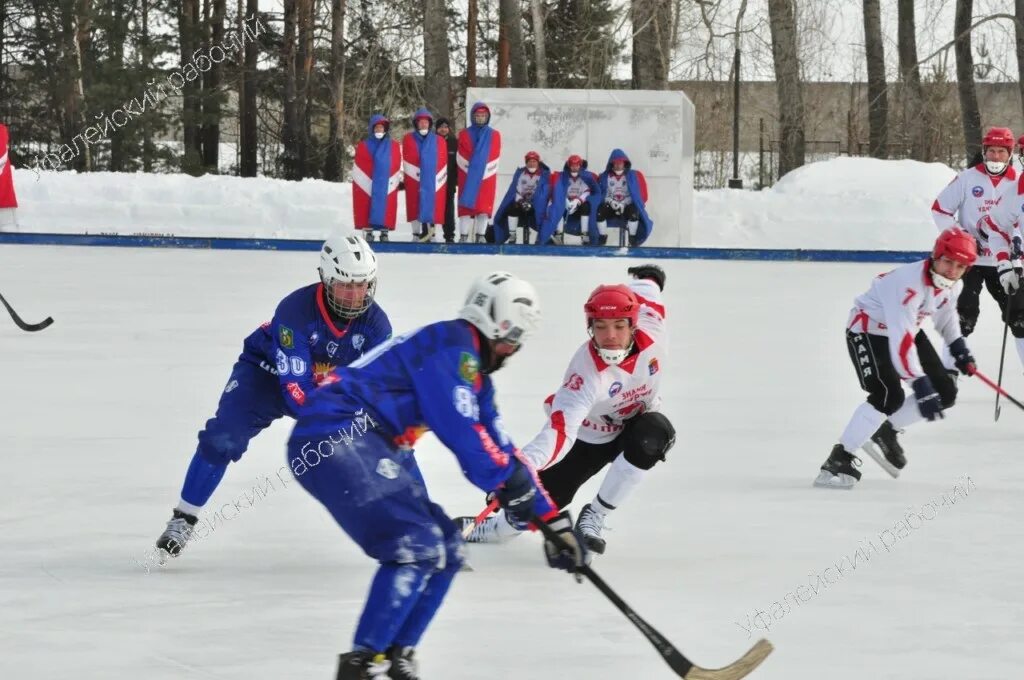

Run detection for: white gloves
[[997, 259, 1020, 295], [566, 198, 581, 213]]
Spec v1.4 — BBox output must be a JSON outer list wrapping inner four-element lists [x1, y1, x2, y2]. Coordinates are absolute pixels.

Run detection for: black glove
[[948, 337, 976, 376], [1013, 235, 1023, 260], [627, 264, 666, 291], [542, 511, 588, 581], [911, 376, 944, 421], [518, 200, 533, 213], [492, 459, 537, 527]]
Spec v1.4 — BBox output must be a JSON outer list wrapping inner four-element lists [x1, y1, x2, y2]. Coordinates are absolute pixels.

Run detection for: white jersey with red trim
[[845, 260, 962, 381], [984, 173, 1024, 256], [520, 279, 667, 470], [931, 164, 1018, 266]]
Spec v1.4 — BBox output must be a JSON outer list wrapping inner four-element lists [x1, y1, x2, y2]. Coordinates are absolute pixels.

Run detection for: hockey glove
[[948, 337, 977, 376], [542, 511, 588, 582], [1013, 235, 1023, 261], [627, 264, 666, 291], [911, 376, 944, 421], [997, 260, 1020, 295], [566, 198, 581, 214], [492, 459, 537, 527]]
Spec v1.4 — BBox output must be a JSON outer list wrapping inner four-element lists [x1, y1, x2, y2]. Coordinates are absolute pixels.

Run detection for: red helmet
[[1018, 134, 1024, 149], [524, 150, 540, 162], [932, 227, 977, 266], [584, 284, 639, 327], [567, 154, 583, 168], [982, 127, 1014, 151]]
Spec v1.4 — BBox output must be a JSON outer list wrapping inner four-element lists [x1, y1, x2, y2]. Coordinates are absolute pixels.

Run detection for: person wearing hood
[[492, 150, 551, 244], [539, 154, 600, 246], [434, 117, 458, 243], [596, 149, 654, 247], [353, 114, 402, 242], [456, 102, 502, 243], [402, 109, 448, 243]]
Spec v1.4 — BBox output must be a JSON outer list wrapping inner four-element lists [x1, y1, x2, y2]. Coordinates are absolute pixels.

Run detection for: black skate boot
[[862, 420, 905, 478], [336, 650, 391, 680], [386, 646, 420, 680], [813, 444, 862, 489], [574, 503, 607, 554], [378, 230, 390, 242], [156, 509, 198, 557]]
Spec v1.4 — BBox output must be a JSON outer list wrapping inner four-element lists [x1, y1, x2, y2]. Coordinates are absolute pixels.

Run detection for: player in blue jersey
[[286, 272, 588, 680], [155, 234, 393, 559]]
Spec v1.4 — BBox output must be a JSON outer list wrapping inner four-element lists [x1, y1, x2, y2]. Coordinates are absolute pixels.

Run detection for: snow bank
[[3, 156, 960, 250]]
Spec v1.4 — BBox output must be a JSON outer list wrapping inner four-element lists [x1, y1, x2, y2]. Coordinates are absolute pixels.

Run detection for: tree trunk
[[496, 3, 509, 87], [467, 0, 477, 86], [295, 0, 313, 179], [240, 0, 258, 176], [631, 0, 673, 89], [530, 0, 547, 87], [324, 0, 347, 181], [141, 0, 153, 171], [202, 0, 225, 173], [180, 0, 203, 174], [281, 0, 299, 180], [954, 0, 981, 161], [897, 0, 926, 160], [499, 0, 527, 86], [423, 0, 452, 117], [862, 0, 888, 158], [1016, 0, 1024, 126], [109, 0, 126, 171], [767, 0, 804, 175]]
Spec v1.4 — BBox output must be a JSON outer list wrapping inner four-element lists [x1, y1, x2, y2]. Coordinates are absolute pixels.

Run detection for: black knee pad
[[621, 412, 676, 470], [1009, 313, 1024, 339], [867, 390, 905, 416], [959, 313, 977, 337], [936, 379, 958, 409]]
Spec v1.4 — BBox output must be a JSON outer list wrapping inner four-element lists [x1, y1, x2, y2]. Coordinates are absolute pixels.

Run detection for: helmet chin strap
[[985, 159, 1007, 175], [592, 336, 635, 365], [931, 266, 956, 289]]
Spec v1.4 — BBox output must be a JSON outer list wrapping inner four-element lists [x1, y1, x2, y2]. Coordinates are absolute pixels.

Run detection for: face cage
[[587, 320, 636, 364], [324, 276, 377, 320]]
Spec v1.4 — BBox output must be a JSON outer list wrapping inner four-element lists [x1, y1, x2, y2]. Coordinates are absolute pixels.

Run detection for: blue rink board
[[0, 232, 930, 263]]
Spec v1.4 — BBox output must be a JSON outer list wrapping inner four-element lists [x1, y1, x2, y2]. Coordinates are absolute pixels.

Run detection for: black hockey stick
[[0, 292, 54, 332], [533, 517, 773, 679], [994, 292, 1014, 421]]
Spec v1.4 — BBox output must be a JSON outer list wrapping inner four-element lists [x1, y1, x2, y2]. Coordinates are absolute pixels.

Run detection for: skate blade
[[860, 441, 900, 479], [812, 470, 857, 489]]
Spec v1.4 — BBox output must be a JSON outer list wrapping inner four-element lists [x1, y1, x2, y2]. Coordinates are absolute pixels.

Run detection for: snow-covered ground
[[0, 248, 1020, 679], [2, 156, 958, 250]]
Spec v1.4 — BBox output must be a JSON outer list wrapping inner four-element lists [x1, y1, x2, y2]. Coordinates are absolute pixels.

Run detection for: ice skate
[[455, 513, 522, 543], [458, 234, 469, 243], [813, 444, 862, 489], [378, 231, 389, 242], [861, 420, 905, 478], [386, 646, 420, 680], [416, 225, 434, 243], [475, 234, 487, 244], [575, 503, 607, 554], [363, 231, 375, 243], [336, 650, 391, 680], [155, 509, 198, 557]]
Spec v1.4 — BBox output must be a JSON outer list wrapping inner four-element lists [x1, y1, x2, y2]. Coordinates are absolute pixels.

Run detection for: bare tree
[[897, 0, 926, 160], [531, 0, 547, 87], [954, 0, 981, 160], [498, 0, 527, 86], [280, 0, 299, 179], [324, 0, 347, 180], [180, 0, 202, 174], [632, 0, 673, 89], [862, 0, 888, 157], [423, 0, 453, 117], [767, 0, 804, 175], [295, 0, 314, 178], [467, 0, 477, 86], [201, 0, 226, 173], [1016, 0, 1024, 124], [240, 0, 258, 176]]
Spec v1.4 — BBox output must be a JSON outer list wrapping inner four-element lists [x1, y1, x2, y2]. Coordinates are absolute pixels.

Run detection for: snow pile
[[4, 156, 960, 250]]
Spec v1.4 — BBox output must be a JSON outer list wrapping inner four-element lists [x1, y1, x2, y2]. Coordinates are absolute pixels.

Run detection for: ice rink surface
[[0, 246, 1020, 679]]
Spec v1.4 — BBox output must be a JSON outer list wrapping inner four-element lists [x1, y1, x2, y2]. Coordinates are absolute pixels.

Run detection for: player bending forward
[[459, 264, 676, 555], [815, 228, 979, 489], [155, 234, 392, 558]]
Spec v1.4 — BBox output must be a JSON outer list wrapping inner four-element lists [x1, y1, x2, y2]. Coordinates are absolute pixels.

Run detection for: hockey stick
[[994, 291, 1015, 421], [972, 368, 1024, 413], [0, 292, 53, 332], [460, 499, 499, 540], [532, 516, 773, 680]]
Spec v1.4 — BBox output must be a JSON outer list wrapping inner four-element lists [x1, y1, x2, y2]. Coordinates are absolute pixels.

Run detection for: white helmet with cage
[[458, 271, 541, 347], [318, 233, 378, 319]]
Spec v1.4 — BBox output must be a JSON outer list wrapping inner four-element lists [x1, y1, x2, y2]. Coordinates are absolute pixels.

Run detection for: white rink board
[[466, 88, 695, 247]]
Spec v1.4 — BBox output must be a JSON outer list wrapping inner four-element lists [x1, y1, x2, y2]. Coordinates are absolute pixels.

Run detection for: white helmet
[[318, 234, 378, 319], [458, 272, 541, 348]]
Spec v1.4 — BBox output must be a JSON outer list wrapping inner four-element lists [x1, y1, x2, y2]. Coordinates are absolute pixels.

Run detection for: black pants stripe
[[846, 330, 957, 415]]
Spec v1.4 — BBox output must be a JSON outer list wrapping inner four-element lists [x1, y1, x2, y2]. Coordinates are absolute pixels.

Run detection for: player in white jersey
[[815, 228, 979, 489], [931, 127, 1018, 345], [457, 265, 675, 554]]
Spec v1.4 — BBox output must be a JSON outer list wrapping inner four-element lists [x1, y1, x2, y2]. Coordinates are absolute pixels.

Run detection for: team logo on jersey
[[352, 333, 365, 351], [224, 379, 239, 393], [563, 373, 584, 391], [459, 351, 480, 385], [608, 381, 623, 397], [648, 358, 659, 376], [279, 326, 295, 349], [309, 332, 319, 345], [326, 341, 339, 357], [313, 362, 335, 385], [972, 186, 984, 197], [376, 459, 400, 480]]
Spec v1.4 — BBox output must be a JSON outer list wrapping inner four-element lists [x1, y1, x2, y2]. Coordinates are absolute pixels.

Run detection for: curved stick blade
[[685, 639, 774, 680]]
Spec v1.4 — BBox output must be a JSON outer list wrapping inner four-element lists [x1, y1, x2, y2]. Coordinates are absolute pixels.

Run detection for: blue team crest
[[608, 381, 623, 397], [971, 185, 984, 197], [327, 341, 339, 357], [352, 334, 365, 351]]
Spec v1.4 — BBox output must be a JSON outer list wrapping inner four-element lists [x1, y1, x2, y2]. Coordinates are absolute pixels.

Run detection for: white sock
[[940, 344, 956, 372], [627, 220, 639, 235], [839, 401, 887, 453], [473, 213, 489, 237], [410, 219, 421, 235], [580, 215, 589, 235], [459, 215, 472, 236], [508, 215, 519, 232], [592, 454, 646, 513], [176, 499, 203, 516], [1014, 337, 1024, 368], [597, 220, 608, 236], [888, 394, 923, 429]]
